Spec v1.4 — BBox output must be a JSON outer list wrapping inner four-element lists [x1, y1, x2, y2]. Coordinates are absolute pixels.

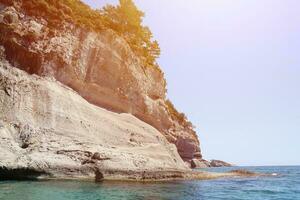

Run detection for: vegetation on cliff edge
[[1, 0, 160, 69], [0, 0, 194, 130]]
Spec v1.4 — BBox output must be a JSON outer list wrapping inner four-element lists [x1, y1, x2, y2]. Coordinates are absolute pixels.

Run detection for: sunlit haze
[[83, 0, 300, 166]]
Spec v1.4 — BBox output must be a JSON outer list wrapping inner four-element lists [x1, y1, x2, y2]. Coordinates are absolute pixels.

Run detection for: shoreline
[[0, 166, 294, 200], [0, 167, 265, 182]]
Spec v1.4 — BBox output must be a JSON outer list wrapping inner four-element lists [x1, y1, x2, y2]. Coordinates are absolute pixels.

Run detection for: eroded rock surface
[[210, 160, 233, 168], [191, 159, 211, 169], [191, 159, 233, 169], [0, 2, 201, 162], [0, 59, 190, 180]]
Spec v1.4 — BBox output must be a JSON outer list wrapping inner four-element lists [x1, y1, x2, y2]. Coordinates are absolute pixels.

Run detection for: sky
[[83, 0, 300, 166]]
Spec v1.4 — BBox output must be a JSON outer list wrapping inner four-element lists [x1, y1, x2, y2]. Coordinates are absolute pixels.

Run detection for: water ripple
[[0, 166, 299, 200]]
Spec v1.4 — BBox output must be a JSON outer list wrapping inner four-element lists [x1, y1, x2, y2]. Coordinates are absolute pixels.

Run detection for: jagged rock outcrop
[[210, 160, 233, 168], [0, 56, 190, 180], [190, 159, 233, 169], [191, 159, 211, 169], [0, 2, 201, 162]]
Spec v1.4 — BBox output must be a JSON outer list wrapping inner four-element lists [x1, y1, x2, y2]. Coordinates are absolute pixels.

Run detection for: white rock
[[0, 60, 189, 180]]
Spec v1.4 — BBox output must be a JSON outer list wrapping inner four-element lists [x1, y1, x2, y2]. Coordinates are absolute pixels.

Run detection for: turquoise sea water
[[0, 166, 299, 200]]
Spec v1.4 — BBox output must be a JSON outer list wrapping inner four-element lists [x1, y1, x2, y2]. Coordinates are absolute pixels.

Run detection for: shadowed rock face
[[0, 167, 48, 180], [0, 3, 202, 162]]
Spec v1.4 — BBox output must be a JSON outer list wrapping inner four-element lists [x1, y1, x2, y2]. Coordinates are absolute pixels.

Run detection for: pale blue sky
[[83, 0, 300, 166]]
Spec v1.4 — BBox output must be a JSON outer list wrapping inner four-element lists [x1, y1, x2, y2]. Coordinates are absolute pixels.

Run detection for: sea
[[0, 166, 299, 200]]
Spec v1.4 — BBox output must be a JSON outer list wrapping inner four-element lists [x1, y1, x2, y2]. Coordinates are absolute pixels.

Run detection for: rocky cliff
[[0, 2, 202, 163], [0, 53, 191, 180]]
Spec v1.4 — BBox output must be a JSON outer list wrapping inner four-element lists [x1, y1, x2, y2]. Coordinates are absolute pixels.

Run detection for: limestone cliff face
[[0, 4, 201, 162], [0, 58, 189, 180]]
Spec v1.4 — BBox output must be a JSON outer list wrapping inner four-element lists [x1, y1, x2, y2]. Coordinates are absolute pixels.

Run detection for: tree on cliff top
[[0, 0, 160, 69], [102, 0, 161, 68]]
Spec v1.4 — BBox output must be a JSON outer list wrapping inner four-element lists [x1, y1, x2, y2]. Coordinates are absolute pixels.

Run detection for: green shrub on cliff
[[166, 99, 193, 129], [19, 0, 70, 26], [101, 0, 161, 68], [0, 0, 160, 68], [0, 0, 194, 131], [18, 0, 105, 30]]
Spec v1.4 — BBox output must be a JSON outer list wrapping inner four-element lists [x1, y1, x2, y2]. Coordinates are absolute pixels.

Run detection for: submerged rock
[[229, 170, 256, 176]]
